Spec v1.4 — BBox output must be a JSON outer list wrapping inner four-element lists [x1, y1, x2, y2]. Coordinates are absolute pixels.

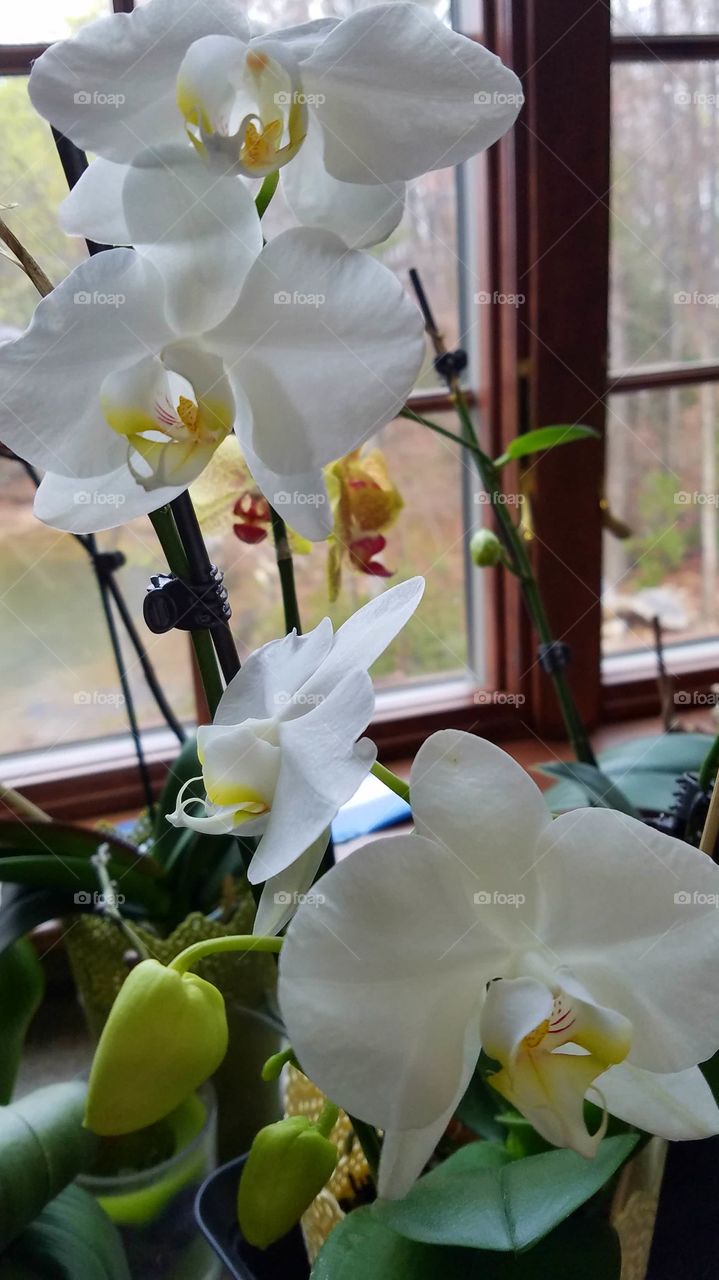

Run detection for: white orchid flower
[[30, 0, 522, 250], [0, 214, 424, 537], [167, 576, 424, 935], [278, 729, 719, 1199]]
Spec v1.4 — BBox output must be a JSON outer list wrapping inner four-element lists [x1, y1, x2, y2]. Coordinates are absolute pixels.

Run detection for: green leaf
[[0, 1081, 97, 1250], [4, 1185, 130, 1280], [312, 1205, 621, 1279], [494, 425, 598, 467], [373, 1134, 638, 1252], [0, 822, 159, 877], [0, 886, 92, 959], [0, 855, 170, 916], [0, 939, 44, 1103], [536, 763, 639, 818], [540, 732, 713, 815], [454, 1065, 506, 1141]]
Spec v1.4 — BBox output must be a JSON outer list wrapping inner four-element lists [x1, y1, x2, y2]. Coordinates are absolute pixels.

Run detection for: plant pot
[[195, 1155, 310, 1280], [78, 1084, 222, 1280]]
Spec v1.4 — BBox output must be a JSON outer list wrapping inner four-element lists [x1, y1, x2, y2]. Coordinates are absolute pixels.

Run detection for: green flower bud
[[470, 528, 503, 567], [238, 1113, 339, 1249], [85, 959, 228, 1136]]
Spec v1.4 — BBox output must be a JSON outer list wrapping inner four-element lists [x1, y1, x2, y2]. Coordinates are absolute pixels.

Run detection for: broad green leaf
[[494, 425, 598, 467], [0, 1081, 97, 1249], [0, 939, 44, 1103], [537, 763, 638, 818], [540, 733, 713, 815], [373, 1134, 637, 1251], [312, 1204, 621, 1279], [0, 886, 93, 959], [3, 1185, 130, 1280], [0, 822, 160, 877], [0, 855, 170, 916]]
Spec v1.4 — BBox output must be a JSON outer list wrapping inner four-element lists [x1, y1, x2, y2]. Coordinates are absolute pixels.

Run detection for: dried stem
[[0, 215, 54, 298]]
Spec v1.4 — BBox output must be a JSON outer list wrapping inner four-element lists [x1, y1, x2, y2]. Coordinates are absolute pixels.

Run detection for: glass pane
[[5, 0, 108, 43], [603, 384, 719, 654], [0, 78, 88, 331], [612, 0, 719, 34], [195, 413, 469, 687], [0, 465, 194, 754], [610, 59, 719, 370]]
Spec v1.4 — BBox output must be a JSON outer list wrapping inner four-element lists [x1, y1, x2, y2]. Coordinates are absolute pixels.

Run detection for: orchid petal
[[59, 158, 131, 246], [253, 829, 331, 937], [409, 730, 552, 900], [283, 112, 405, 248], [378, 1043, 476, 1201], [33, 464, 186, 534], [247, 668, 376, 884], [121, 146, 263, 331], [533, 807, 719, 1073], [598, 1061, 719, 1141], [240, 440, 334, 541], [302, 2, 522, 184], [265, 17, 339, 64], [210, 226, 425, 476], [0, 250, 171, 479], [303, 576, 425, 695], [213, 619, 334, 726], [28, 0, 249, 162], [279, 831, 496, 1131]]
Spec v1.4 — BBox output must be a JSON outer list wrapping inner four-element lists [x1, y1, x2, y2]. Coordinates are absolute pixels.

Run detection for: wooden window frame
[[7, 0, 716, 815]]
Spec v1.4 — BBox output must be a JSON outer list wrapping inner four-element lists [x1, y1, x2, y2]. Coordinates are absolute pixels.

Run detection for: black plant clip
[[143, 565, 231, 635], [537, 641, 572, 675]]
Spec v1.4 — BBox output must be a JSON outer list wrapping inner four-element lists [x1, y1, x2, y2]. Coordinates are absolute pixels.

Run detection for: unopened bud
[[470, 528, 503, 567], [238, 1111, 339, 1249], [85, 959, 228, 1135]]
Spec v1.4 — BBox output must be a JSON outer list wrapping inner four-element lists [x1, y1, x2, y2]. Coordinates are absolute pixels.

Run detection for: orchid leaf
[[0, 821, 158, 875], [0, 1082, 96, 1250], [3, 1184, 130, 1279], [0, 938, 44, 1103], [0, 854, 170, 916], [0, 886, 90, 958], [312, 1204, 621, 1278], [372, 1134, 637, 1252], [540, 733, 712, 816], [536, 762, 639, 818], [494, 425, 598, 468]]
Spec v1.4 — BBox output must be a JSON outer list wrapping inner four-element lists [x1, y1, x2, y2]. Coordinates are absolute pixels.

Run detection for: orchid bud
[[470, 528, 503, 568], [238, 1111, 339, 1249], [85, 959, 228, 1136]]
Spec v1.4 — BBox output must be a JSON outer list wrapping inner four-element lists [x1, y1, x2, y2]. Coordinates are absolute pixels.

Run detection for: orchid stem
[[270, 506, 303, 635], [255, 170, 280, 219], [149, 505, 225, 716], [371, 762, 410, 804], [0, 215, 53, 297], [169, 934, 283, 976], [403, 271, 596, 767]]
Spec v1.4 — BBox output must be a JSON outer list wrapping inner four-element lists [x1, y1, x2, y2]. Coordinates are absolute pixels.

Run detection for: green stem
[[348, 1115, 381, 1183], [255, 170, 280, 219], [371, 761, 410, 804], [169, 933, 283, 976], [452, 393, 596, 765], [699, 734, 719, 792], [149, 505, 225, 716], [262, 1046, 300, 1082], [316, 1101, 340, 1139], [451, 391, 597, 767], [270, 506, 303, 635], [399, 406, 484, 458]]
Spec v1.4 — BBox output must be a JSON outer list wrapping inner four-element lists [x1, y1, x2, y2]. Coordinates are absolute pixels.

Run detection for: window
[[0, 0, 491, 803]]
